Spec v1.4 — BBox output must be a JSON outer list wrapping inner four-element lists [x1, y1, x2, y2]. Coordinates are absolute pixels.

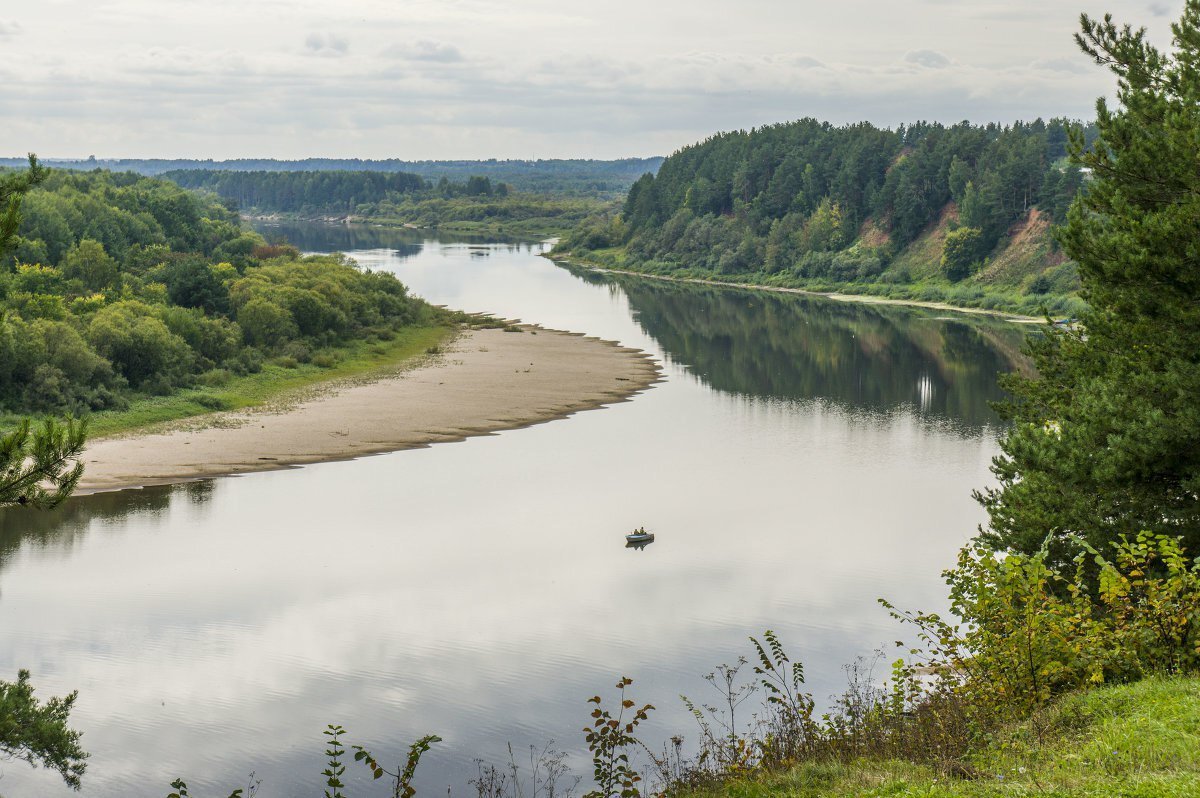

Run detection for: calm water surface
[[0, 225, 1029, 797]]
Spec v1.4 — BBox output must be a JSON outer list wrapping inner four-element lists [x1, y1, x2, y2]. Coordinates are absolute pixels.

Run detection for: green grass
[[676, 678, 1200, 798], [554, 247, 1087, 319], [75, 324, 455, 438]]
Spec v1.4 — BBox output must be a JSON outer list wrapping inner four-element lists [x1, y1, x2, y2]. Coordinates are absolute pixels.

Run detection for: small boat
[[625, 527, 654, 544]]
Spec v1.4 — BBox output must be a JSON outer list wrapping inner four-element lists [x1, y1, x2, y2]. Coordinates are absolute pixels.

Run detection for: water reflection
[[599, 274, 1028, 430], [0, 230, 1026, 797], [252, 221, 545, 259]]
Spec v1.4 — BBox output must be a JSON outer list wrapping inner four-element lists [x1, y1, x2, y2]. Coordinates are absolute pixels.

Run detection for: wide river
[[0, 225, 1029, 797]]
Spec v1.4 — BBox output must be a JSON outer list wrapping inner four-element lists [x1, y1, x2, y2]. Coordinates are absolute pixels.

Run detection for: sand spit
[[77, 326, 661, 494]]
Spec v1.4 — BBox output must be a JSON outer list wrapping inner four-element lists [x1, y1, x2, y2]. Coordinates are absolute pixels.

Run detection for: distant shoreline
[[549, 257, 1046, 324], [77, 325, 662, 494]]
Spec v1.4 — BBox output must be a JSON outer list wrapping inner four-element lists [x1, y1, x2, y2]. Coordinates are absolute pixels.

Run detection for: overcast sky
[[0, 0, 1184, 160]]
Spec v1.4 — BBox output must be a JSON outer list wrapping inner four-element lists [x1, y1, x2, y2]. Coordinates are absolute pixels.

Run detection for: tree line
[[0, 158, 665, 199], [565, 118, 1096, 286], [0, 167, 430, 417], [163, 170, 512, 215]]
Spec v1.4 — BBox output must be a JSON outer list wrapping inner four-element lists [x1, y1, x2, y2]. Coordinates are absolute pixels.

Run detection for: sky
[[0, 0, 1185, 160]]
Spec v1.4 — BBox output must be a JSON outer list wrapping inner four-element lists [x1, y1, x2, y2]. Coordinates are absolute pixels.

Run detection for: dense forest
[[0, 168, 431, 416], [0, 158, 664, 199], [559, 118, 1098, 314], [161, 169, 607, 237]]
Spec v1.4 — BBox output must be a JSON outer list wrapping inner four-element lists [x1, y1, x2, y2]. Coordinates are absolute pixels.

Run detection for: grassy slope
[[68, 324, 454, 438], [679, 677, 1200, 798], [560, 206, 1087, 317]]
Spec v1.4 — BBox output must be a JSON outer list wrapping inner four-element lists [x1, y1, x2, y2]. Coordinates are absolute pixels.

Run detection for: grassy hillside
[[676, 677, 1200, 798], [559, 204, 1085, 317]]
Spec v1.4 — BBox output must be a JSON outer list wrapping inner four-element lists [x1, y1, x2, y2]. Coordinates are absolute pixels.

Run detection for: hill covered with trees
[[0, 167, 437, 423], [557, 118, 1097, 315]]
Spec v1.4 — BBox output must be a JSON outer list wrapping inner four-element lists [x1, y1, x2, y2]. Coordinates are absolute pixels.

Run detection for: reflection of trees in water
[[0, 481, 214, 573], [249, 222, 545, 258], [596, 274, 1030, 430], [252, 222, 426, 257]]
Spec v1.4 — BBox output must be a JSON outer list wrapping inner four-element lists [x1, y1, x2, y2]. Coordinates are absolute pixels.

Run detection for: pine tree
[[979, 3, 1200, 562], [0, 154, 45, 263], [0, 156, 89, 787]]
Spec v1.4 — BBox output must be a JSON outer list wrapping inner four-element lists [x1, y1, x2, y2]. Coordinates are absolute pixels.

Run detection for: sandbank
[[77, 326, 661, 494]]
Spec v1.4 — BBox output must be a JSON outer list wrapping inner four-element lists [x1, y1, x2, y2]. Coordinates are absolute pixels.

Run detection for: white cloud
[[0, 20, 21, 37], [383, 40, 464, 63], [304, 32, 349, 58], [904, 50, 951, 69], [0, 0, 1186, 158]]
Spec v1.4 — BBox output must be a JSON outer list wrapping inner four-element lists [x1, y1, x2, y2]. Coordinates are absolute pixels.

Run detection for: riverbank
[[674, 677, 1200, 798], [76, 324, 455, 438], [76, 325, 661, 494], [549, 256, 1048, 323], [242, 192, 608, 240]]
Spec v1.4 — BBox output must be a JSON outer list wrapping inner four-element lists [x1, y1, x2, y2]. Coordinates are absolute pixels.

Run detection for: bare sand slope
[[78, 326, 661, 494]]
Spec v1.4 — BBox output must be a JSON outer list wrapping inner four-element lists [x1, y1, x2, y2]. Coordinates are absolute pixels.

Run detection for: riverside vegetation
[[0, 162, 472, 436], [163, 169, 613, 239], [554, 125, 1099, 317], [4, 2, 1200, 797]]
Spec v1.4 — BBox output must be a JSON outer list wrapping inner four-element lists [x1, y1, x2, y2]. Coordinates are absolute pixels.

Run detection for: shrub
[[941, 227, 984, 281], [884, 533, 1200, 722]]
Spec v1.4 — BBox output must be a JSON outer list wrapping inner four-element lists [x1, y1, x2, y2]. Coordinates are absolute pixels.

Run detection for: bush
[[941, 226, 984, 281], [87, 301, 192, 388], [885, 533, 1200, 722]]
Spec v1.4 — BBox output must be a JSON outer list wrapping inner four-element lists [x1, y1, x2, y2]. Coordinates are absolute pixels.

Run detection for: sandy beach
[[77, 326, 661, 494]]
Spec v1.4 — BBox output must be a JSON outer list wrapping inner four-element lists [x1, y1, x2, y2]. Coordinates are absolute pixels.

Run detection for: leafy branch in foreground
[[0, 153, 46, 256], [0, 669, 88, 790], [168, 726, 440, 798], [583, 678, 655, 798], [0, 417, 87, 509]]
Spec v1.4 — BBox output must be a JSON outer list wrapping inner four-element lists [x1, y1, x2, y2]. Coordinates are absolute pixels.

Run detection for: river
[[0, 225, 1029, 797]]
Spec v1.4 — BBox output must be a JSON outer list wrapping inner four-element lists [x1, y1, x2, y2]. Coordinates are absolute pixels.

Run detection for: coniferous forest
[[559, 119, 1099, 314]]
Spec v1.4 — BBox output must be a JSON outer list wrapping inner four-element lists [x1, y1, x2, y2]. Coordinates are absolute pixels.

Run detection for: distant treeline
[[0, 158, 664, 198], [163, 169, 484, 215], [564, 118, 1097, 285], [161, 170, 600, 236]]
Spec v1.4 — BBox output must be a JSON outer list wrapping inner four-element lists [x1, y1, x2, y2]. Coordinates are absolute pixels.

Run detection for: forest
[[162, 169, 608, 237], [559, 118, 1097, 314], [0, 167, 432, 418], [0, 157, 665, 199]]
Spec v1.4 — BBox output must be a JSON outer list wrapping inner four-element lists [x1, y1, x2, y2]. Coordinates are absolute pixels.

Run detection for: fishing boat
[[625, 527, 654, 544]]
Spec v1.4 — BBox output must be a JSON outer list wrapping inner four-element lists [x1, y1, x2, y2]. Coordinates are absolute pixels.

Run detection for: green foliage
[[980, 0, 1200, 562], [667, 677, 1200, 798], [885, 533, 1200, 723], [0, 417, 86, 509], [237, 297, 296, 348], [0, 166, 430, 417], [87, 300, 193, 388], [352, 733, 442, 798], [324, 724, 349, 798], [60, 238, 118, 291], [583, 677, 655, 798], [160, 169, 611, 236], [37, 157, 666, 199], [169, 725, 438, 798], [941, 227, 985, 280], [0, 669, 88, 790], [0, 155, 47, 259], [161, 256, 231, 315], [604, 118, 1091, 279]]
